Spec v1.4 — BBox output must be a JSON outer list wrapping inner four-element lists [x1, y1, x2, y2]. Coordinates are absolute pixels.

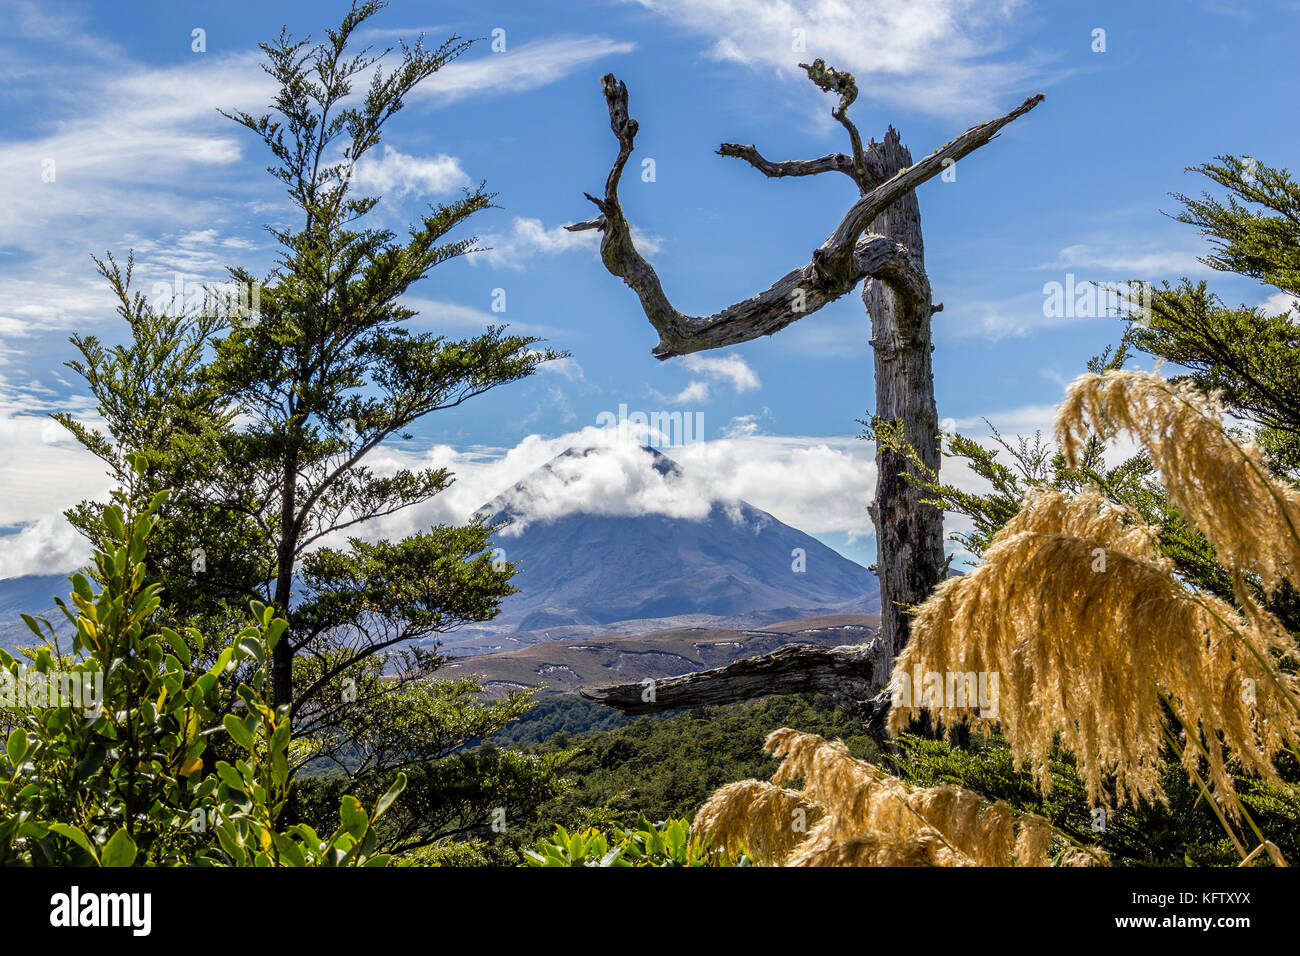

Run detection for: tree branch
[[567, 73, 1043, 359], [580, 643, 878, 716], [717, 144, 858, 181], [798, 58, 872, 187]]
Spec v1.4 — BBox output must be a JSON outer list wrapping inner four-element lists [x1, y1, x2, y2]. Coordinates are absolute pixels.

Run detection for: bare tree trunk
[[862, 129, 946, 685], [570, 72, 1040, 724]]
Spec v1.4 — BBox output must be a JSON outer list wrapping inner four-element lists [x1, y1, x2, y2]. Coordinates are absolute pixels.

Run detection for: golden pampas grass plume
[[888, 485, 1300, 811], [1057, 369, 1300, 593], [788, 828, 976, 867], [691, 779, 822, 863], [689, 729, 1097, 866]]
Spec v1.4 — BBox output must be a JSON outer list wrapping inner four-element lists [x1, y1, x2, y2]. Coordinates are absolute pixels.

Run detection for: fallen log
[[580, 643, 881, 722]]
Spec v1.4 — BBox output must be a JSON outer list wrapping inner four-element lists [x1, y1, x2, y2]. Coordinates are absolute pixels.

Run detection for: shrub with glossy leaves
[[0, 465, 402, 866], [523, 814, 749, 867]]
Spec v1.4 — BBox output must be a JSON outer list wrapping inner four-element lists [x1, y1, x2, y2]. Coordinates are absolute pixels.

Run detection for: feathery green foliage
[[52, 1, 565, 854]]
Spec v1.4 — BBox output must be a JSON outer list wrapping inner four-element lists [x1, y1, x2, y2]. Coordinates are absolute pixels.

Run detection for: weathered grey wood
[[715, 144, 858, 181], [569, 64, 1041, 714], [566, 71, 1042, 361], [580, 643, 878, 717], [861, 127, 947, 680]]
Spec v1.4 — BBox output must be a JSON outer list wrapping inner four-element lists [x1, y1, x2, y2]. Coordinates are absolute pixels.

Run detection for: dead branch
[[567, 73, 1042, 360]]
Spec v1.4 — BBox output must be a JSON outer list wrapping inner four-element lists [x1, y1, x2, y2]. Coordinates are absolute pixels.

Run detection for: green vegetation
[[524, 815, 750, 867], [489, 694, 636, 746], [0, 479, 401, 865], [891, 733, 1300, 867], [48, 1, 565, 855], [506, 694, 879, 846], [5, 0, 1297, 869]]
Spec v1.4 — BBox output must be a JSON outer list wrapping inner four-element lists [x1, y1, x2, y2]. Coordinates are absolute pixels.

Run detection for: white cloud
[[342, 425, 877, 550], [0, 23, 634, 340], [722, 408, 774, 438], [674, 435, 874, 539], [0, 403, 111, 578], [1039, 243, 1210, 278], [477, 216, 663, 268], [479, 217, 596, 265], [653, 354, 762, 405], [416, 36, 635, 105], [679, 353, 760, 392], [400, 296, 565, 337], [948, 403, 1060, 435], [537, 357, 586, 382], [1259, 291, 1300, 317], [0, 515, 88, 580], [352, 146, 471, 198], [0, 417, 880, 576], [670, 381, 711, 403], [631, 0, 1044, 120]]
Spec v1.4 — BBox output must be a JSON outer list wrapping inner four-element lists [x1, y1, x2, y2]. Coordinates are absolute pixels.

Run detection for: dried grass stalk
[[1057, 369, 1300, 593], [888, 485, 1300, 811], [691, 779, 822, 863], [787, 828, 975, 867], [691, 728, 1092, 866]]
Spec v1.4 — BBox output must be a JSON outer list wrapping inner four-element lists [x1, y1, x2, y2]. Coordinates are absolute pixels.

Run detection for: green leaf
[[371, 772, 406, 822], [161, 627, 191, 667], [103, 507, 126, 541], [338, 795, 368, 840], [73, 744, 108, 783], [263, 618, 288, 651], [271, 832, 307, 867], [6, 727, 29, 766], [71, 573, 94, 603], [19, 613, 48, 641], [216, 761, 246, 793], [101, 828, 138, 867], [223, 714, 256, 752], [47, 823, 96, 861]]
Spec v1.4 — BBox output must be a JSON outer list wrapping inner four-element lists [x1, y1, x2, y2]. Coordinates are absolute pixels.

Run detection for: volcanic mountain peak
[[468, 444, 879, 635]]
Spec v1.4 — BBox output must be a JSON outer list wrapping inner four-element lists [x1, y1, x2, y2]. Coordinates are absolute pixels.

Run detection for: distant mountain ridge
[[472, 445, 879, 635], [0, 446, 881, 654], [0, 573, 73, 651]]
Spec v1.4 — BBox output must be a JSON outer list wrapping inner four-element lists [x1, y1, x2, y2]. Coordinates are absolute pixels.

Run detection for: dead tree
[[569, 64, 1042, 719]]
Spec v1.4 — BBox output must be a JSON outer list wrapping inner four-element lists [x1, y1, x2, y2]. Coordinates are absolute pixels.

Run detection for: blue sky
[[0, 0, 1295, 577]]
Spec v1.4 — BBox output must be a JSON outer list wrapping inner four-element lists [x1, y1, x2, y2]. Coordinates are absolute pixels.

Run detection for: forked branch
[[567, 73, 1043, 359]]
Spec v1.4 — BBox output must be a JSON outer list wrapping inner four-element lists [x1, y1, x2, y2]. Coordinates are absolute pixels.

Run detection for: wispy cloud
[[1037, 242, 1210, 278], [415, 35, 636, 105], [658, 352, 762, 404], [630, 0, 1046, 120], [477, 216, 662, 268], [679, 353, 760, 392]]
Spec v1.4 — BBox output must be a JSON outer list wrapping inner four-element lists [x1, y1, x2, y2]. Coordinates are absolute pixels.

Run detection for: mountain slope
[[0, 573, 73, 651], [446, 613, 880, 696], [478, 446, 879, 632]]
